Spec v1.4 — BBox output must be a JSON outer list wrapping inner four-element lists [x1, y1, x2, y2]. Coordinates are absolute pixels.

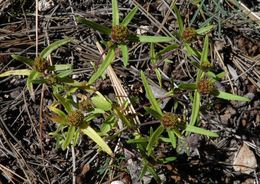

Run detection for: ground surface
[[0, 0, 259, 183]]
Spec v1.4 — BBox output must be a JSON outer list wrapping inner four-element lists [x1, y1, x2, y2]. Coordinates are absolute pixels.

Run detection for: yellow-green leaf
[[81, 126, 113, 156], [0, 69, 32, 77]]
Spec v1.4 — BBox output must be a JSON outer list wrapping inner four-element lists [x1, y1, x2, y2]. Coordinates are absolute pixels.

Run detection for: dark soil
[[0, 0, 259, 183]]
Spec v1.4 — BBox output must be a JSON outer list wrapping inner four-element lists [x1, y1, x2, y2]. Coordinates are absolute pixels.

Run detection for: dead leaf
[[233, 143, 257, 174]]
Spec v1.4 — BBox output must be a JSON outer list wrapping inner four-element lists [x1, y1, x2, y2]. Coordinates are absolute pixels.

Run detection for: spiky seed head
[[67, 110, 84, 127], [161, 112, 183, 129], [197, 79, 216, 94], [182, 27, 197, 42], [33, 56, 49, 73], [111, 25, 129, 43]]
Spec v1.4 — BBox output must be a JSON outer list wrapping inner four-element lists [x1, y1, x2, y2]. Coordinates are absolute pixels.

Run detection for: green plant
[[0, 37, 115, 156], [76, 0, 174, 85], [47, 92, 114, 155], [0, 37, 73, 100]]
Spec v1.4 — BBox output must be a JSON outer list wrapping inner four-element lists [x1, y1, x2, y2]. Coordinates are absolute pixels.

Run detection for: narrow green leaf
[[167, 129, 177, 148], [114, 107, 133, 128], [88, 49, 115, 85], [11, 54, 34, 66], [100, 115, 116, 134], [201, 35, 209, 63], [91, 92, 112, 111], [146, 125, 164, 156], [155, 69, 162, 88], [76, 16, 111, 35], [161, 156, 177, 163], [57, 70, 73, 78], [40, 37, 73, 59], [196, 25, 214, 35], [121, 6, 138, 26], [0, 69, 32, 77], [81, 125, 113, 156], [215, 91, 250, 102], [150, 43, 156, 64], [129, 35, 174, 43], [127, 138, 148, 144], [49, 64, 72, 71], [185, 125, 218, 137], [139, 162, 148, 180], [189, 91, 201, 127], [48, 103, 67, 118], [26, 70, 41, 101], [144, 107, 163, 120], [62, 126, 76, 150], [173, 5, 184, 35], [183, 43, 200, 57], [119, 44, 129, 66], [54, 93, 73, 113], [141, 71, 162, 116], [112, 0, 119, 26], [147, 165, 161, 182], [178, 83, 197, 90], [157, 44, 179, 56]]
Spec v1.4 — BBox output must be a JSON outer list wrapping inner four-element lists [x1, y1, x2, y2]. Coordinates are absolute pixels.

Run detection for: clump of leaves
[[48, 92, 114, 156], [76, 0, 174, 85], [0, 37, 73, 100]]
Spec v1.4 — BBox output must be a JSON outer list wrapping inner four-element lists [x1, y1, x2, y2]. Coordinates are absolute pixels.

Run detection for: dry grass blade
[[227, 0, 260, 26], [0, 163, 27, 183]]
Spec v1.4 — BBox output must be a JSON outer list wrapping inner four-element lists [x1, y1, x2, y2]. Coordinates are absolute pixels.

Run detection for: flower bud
[[67, 110, 84, 127], [111, 25, 129, 43], [161, 112, 183, 129]]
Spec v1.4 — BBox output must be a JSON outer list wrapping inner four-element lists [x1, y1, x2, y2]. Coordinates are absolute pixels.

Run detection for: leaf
[[150, 43, 156, 64], [129, 35, 174, 43], [49, 64, 72, 71], [161, 156, 177, 164], [100, 115, 116, 134], [127, 137, 148, 144], [185, 125, 218, 137], [11, 54, 34, 66], [91, 92, 112, 111], [141, 71, 163, 116], [54, 93, 73, 113], [144, 107, 163, 120], [0, 69, 32, 77], [81, 125, 113, 156], [167, 129, 177, 148], [155, 69, 162, 88], [173, 5, 184, 35], [119, 44, 129, 66], [88, 48, 115, 85], [178, 83, 197, 90], [189, 91, 201, 127], [121, 6, 138, 26], [196, 25, 214, 35], [112, 0, 119, 26], [76, 16, 111, 35], [62, 126, 76, 150], [40, 37, 73, 59], [113, 107, 133, 128], [46, 114, 67, 125], [157, 44, 179, 56], [26, 70, 41, 101], [215, 91, 250, 102], [183, 43, 200, 57], [48, 103, 67, 118], [201, 35, 209, 63], [146, 125, 164, 156]]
